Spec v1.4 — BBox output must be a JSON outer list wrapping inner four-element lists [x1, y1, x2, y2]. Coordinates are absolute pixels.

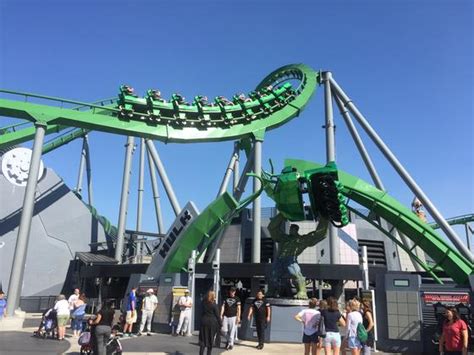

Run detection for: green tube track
[[285, 159, 473, 285], [0, 64, 317, 146]]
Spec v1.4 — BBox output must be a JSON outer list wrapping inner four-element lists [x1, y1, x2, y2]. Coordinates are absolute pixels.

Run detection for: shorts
[[57, 315, 69, 327], [323, 331, 341, 347], [126, 310, 137, 324], [302, 332, 319, 344], [348, 336, 362, 349]]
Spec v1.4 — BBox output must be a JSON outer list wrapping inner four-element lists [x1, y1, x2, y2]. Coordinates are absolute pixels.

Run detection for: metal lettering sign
[[146, 201, 199, 278]]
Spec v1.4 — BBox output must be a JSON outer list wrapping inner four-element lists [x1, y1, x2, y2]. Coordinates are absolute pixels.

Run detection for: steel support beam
[[84, 134, 93, 205], [323, 71, 340, 265], [334, 95, 423, 272], [136, 138, 145, 231], [115, 136, 135, 263], [75, 138, 86, 195], [466, 224, 472, 252], [252, 140, 262, 263], [234, 145, 255, 201], [330, 76, 474, 264], [136, 138, 145, 262], [233, 143, 240, 196], [145, 139, 181, 216], [146, 148, 164, 234], [217, 146, 239, 197], [6, 123, 46, 316]]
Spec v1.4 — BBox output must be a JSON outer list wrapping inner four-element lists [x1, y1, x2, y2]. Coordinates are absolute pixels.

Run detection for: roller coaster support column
[[187, 250, 197, 336], [6, 123, 46, 316], [234, 145, 255, 201], [252, 138, 263, 263], [136, 138, 145, 262], [330, 77, 474, 264], [146, 140, 181, 216], [233, 142, 240, 196], [146, 149, 164, 234], [76, 137, 86, 195], [115, 136, 135, 263], [334, 95, 423, 272], [217, 145, 239, 197], [323, 71, 340, 265], [465, 224, 472, 252], [361, 246, 369, 290], [84, 134, 93, 205]]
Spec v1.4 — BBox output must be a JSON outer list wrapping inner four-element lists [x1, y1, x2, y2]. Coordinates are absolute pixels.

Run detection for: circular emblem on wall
[[1, 147, 45, 186]]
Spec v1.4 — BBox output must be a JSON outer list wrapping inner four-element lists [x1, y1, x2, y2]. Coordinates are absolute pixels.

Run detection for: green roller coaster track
[[0, 64, 472, 285]]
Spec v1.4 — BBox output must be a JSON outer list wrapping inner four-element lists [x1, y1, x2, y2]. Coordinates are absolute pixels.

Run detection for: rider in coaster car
[[234, 93, 252, 103], [122, 85, 136, 96], [172, 93, 188, 105], [151, 90, 166, 103], [216, 96, 233, 106]]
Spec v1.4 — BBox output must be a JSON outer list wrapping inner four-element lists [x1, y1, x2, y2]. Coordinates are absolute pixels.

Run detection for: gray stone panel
[[397, 291, 408, 303], [0, 167, 107, 297]]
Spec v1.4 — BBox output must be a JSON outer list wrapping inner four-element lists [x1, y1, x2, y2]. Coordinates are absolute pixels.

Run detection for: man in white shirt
[[175, 289, 192, 336], [138, 289, 158, 336]]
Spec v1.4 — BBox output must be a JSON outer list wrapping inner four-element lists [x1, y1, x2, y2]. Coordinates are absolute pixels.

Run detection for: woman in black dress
[[199, 290, 222, 355]]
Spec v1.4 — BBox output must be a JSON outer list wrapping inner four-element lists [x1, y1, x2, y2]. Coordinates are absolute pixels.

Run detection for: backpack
[[357, 322, 368, 343], [317, 315, 326, 338], [78, 331, 91, 346]]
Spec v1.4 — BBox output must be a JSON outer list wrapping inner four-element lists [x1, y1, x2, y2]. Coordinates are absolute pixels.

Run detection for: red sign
[[423, 292, 470, 306]]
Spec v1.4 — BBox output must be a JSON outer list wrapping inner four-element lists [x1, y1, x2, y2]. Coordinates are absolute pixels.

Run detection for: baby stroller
[[79, 324, 122, 355], [33, 308, 57, 339]]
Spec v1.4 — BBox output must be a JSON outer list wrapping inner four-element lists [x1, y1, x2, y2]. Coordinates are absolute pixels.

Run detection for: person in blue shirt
[[0, 291, 6, 319], [123, 287, 137, 336]]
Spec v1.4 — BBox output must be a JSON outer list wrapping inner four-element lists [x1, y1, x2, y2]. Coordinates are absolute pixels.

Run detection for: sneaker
[[147, 332, 152, 336], [172, 333, 178, 337], [131, 333, 138, 337], [137, 332, 142, 336], [228, 345, 233, 350]]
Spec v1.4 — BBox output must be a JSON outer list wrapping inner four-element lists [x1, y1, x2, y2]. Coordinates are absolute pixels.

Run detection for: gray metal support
[[233, 143, 240, 196], [136, 138, 145, 231], [6, 123, 46, 316], [466, 224, 472, 252], [84, 134, 93, 205], [146, 148, 164, 234], [136, 138, 145, 262], [145, 140, 181, 216], [188, 250, 197, 336], [334, 95, 423, 272], [252, 140, 262, 263], [330, 77, 474, 264], [217, 147, 239, 197], [115, 136, 135, 263], [334, 95, 384, 189], [323, 71, 340, 265], [234, 145, 255, 201], [213, 248, 221, 304], [75, 138, 86, 195], [361, 246, 369, 290]]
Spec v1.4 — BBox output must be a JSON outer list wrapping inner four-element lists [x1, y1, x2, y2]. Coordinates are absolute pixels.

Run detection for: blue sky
[[0, 0, 472, 240]]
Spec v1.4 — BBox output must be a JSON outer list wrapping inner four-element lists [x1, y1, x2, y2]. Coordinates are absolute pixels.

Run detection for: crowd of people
[[0, 286, 470, 354], [294, 296, 375, 355]]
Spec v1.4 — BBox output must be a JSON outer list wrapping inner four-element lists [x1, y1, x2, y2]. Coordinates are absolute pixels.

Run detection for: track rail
[[284, 159, 473, 285], [0, 64, 317, 145]]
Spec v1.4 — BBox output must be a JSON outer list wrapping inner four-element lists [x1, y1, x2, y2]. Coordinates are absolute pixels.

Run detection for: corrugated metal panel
[[75, 252, 118, 265]]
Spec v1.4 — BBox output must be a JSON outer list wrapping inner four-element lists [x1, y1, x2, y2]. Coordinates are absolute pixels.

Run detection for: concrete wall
[[0, 167, 107, 296]]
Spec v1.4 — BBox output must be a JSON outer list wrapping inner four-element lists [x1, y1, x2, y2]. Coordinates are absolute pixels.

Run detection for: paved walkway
[[0, 314, 397, 354]]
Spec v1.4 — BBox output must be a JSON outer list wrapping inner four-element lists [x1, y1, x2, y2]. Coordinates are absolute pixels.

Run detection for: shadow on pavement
[[0, 331, 70, 354]]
